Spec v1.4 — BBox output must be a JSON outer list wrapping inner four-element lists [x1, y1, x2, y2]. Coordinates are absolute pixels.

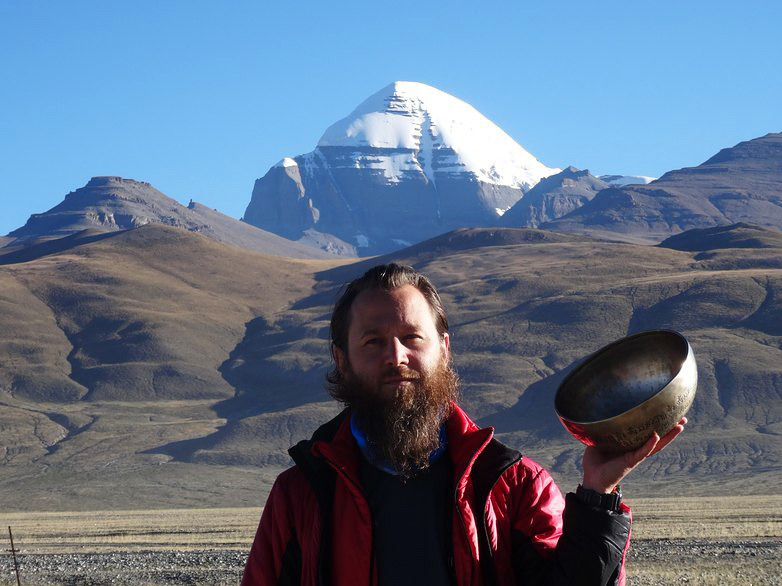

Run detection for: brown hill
[[1, 224, 781, 511], [659, 222, 782, 251]]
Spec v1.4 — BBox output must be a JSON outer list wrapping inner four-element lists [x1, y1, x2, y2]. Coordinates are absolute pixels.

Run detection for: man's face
[[334, 284, 450, 394], [330, 284, 457, 476]]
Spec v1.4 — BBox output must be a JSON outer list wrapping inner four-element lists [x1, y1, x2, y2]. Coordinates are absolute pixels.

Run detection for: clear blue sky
[[2, 1, 780, 237]]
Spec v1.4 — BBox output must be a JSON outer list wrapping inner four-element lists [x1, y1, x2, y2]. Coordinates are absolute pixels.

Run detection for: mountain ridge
[[546, 133, 782, 240], [5, 176, 340, 259]]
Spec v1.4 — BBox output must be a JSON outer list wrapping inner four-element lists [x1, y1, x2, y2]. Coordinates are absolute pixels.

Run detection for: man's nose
[[385, 337, 409, 366]]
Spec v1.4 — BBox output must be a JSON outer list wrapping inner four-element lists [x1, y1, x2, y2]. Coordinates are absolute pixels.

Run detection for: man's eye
[[364, 338, 382, 345]]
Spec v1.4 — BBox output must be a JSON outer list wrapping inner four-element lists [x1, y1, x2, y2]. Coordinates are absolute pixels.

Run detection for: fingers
[[627, 432, 659, 466], [648, 417, 688, 456], [582, 417, 689, 490], [629, 417, 688, 462]]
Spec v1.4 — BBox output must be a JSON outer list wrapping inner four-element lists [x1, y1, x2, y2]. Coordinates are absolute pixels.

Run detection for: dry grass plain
[[626, 495, 782, 586], [2, 495, 780, 585], [0, 508, 261, 554]]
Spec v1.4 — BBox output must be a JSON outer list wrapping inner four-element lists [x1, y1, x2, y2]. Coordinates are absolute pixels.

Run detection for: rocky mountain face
[[5, 176, 339, 259], [547, 133, 782, 241], [243, 82, 559, 255], [499, 167, 609, 228]]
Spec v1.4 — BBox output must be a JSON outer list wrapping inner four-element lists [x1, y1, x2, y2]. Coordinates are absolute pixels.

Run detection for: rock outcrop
[[6, 176, 341, 259], [500, 167, 609, 228]]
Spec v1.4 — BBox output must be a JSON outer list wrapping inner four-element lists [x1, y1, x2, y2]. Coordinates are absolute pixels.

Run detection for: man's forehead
[[348, 285, 434, 328]]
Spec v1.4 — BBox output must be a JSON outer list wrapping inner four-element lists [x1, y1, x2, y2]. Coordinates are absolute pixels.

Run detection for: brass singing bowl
[[554, 330, 697, 453]]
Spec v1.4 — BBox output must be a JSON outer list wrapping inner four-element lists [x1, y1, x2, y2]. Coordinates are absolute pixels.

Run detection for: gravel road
[[3, 538, 781, 585], [627, 538, 782, 586], [1, 550, 246, 586]]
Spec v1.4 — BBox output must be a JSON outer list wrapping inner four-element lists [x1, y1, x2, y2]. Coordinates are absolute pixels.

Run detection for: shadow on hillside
[[289, 236, 493, 311], [213, 313, 334, 417], [476, 360, 578, 440], [148, 290, 339, 462], [148, 257, 458, 463], [146, 426, 224, 462], [289, 261, 377, 310], [0, 229, 121, 265]]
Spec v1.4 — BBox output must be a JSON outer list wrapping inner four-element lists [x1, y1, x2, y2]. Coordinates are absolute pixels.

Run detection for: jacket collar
[[445, 405, 495, 493], [304, 404, 496, 486]]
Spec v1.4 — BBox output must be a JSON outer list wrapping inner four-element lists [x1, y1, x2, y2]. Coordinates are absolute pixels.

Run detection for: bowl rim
[[554, 329, 693, 426]]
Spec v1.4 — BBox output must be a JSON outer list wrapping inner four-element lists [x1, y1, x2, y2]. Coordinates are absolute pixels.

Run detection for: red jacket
[[242, 406, 631, 586]]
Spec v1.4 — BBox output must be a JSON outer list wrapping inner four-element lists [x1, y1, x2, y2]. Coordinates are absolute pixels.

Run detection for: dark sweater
[[358, 454, 455, 586]]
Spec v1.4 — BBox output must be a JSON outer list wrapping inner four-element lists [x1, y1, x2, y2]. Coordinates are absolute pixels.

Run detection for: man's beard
[[329, 358, 460, 478]]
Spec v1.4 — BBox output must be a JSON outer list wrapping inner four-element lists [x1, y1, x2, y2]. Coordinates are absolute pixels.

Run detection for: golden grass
[[627, 495, 782, 585], [2, 495, 780, 555], [628, 560, 782, 586], [629, 494, 782, 539], [1, 508, 261, 554]]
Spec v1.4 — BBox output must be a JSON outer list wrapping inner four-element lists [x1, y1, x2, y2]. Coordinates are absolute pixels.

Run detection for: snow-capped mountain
[[598, 174, 656, 187], [243, 81, 559, 255], [318, 81, 556, 191]]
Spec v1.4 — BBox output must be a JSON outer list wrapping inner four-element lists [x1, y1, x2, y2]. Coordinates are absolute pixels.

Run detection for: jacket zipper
[[332, 464, 374, 586], [369, 518, 376, 586], [454, 452, 521, 586]]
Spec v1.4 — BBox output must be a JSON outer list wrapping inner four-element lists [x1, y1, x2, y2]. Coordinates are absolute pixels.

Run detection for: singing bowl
[[554, 330, 697, 453]]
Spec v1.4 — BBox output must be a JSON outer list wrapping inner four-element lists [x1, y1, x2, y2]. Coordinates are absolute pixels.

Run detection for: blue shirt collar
[[350, 411, 448, 475]]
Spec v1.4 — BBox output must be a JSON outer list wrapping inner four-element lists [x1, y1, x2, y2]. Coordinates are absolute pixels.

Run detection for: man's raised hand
[[581, 417, 687, 494]]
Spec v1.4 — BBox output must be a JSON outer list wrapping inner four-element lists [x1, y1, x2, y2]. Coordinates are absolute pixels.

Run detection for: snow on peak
[[274, 157, 299, 168], [317, 81, 558, 189], [599, 174, 656, 187]]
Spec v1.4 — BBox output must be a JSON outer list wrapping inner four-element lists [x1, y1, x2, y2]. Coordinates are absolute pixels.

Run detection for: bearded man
[[241, 263, 685, 586]]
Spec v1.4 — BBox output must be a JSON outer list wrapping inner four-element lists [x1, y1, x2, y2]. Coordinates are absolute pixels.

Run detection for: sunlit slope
[[0, 225, 344, 510], [1, 225, 330, 402]]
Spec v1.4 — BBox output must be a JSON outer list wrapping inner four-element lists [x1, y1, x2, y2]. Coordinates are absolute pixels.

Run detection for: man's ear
[[441, 332, 451, 359], [332, 343, 348, 375]]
